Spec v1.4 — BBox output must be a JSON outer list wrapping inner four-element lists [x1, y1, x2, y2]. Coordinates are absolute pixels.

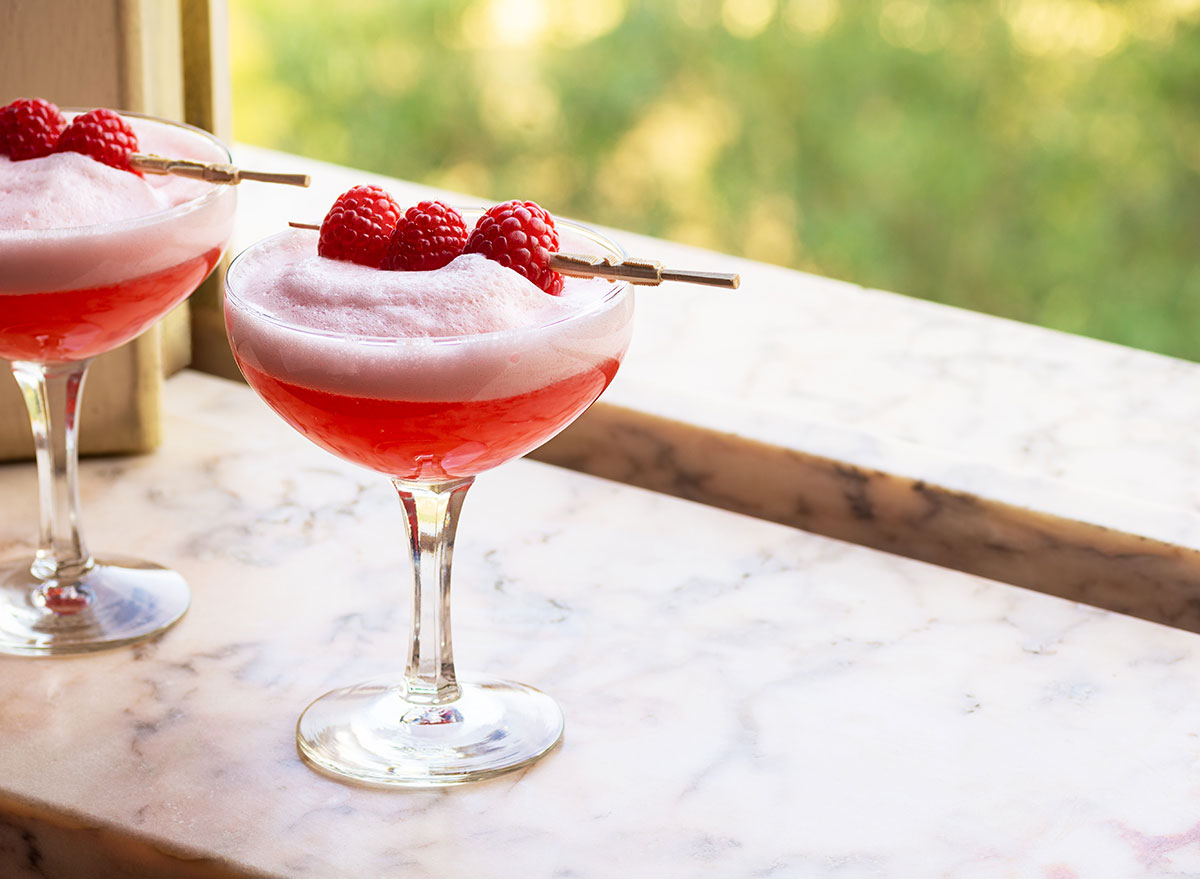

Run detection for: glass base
[[296, 674, 565, 787], [0, 555, 190, 656]]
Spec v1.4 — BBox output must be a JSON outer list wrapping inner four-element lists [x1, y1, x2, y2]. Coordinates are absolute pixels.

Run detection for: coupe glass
[[0, 113, 236, 655], [224, 216, 633, 786]]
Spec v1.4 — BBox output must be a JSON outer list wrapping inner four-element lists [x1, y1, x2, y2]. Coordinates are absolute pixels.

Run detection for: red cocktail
[[234, 354, 620, 480], [0, 249, 222, 362]]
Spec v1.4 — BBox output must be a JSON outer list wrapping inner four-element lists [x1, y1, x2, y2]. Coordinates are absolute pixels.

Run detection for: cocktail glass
[[223, 215, 633, 786], [0, 113, 236, 655]]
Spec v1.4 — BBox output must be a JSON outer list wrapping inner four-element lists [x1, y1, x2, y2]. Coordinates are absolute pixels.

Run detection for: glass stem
[[10, 359, 95, 585], [394, 476, 473, 705]]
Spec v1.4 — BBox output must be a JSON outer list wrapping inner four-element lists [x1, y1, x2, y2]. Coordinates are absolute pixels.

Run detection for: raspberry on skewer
[[382, 200, 469, 271], [318, 185, 404, 268], [465, 200, 564, 295], [0, 98, 67, 160], [54, 108, 141, 175]]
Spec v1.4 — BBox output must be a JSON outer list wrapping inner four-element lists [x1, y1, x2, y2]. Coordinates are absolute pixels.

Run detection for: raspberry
[[54, 108, 140, 174], [0, 98, 67, 160], [465, 200, 563, 295], [381, 200, 469, 271], [318, 185, 403, 267]]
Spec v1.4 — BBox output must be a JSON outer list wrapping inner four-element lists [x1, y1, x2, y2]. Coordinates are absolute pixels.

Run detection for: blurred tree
[[232, 0, 1200, 360]]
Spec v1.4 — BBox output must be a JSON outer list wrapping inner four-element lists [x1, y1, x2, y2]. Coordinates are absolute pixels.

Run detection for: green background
[[231, 0, 1200, 360]]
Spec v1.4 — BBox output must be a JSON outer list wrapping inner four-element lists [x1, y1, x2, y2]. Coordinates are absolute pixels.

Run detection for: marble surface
[[537, 252, 1200, 630], [2, 372, 1200, 877], [216, 145, 1200, 635]]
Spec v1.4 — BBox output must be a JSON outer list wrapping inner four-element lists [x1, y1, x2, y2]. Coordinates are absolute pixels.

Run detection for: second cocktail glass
[[224, 215, 633, 786], [0, 112, 236, 656]]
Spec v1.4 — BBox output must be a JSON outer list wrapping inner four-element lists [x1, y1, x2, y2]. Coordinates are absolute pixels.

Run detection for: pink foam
[[225, 229, 634, 402], [237, 232, 592, 337], [0, 152, 166, 229], [0, 114, 215, 231], [0, 113, 235, 294]]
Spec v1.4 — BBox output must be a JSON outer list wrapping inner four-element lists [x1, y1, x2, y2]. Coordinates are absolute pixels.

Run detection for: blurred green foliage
[[232, 0, 1200, 359]]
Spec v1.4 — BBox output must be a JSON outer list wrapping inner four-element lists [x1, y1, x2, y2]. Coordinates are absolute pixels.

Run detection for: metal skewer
[[132, 154, 311, 187], [549, 252, 739, 289], [286, 222, 739, 289]]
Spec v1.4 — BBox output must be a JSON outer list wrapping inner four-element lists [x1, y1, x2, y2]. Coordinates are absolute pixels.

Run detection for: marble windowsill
[[3, 372, 1200, 877], [219, 146, 1200, 634]]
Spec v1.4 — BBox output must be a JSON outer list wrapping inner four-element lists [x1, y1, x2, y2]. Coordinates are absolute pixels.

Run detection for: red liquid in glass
[[237, 357, 622, 480], [0, 248, 220, 362]]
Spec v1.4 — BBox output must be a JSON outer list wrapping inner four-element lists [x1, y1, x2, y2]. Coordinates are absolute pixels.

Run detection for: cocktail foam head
[[225, 227, 634, 403], [0, 114, 235, 294]]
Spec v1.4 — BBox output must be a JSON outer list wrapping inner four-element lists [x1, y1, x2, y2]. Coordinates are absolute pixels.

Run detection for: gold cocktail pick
[[548, 253, 739, 289], [131, 154, 311, 187], [286, 222, 739, 289]]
